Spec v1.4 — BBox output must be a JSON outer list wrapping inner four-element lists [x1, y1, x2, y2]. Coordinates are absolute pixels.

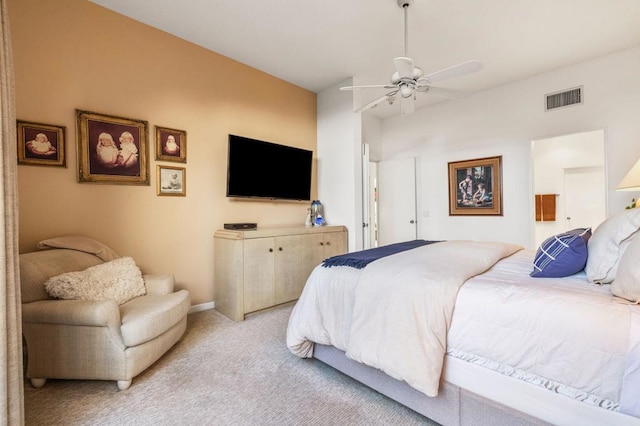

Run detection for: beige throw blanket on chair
[[36, 235, 120, 262]]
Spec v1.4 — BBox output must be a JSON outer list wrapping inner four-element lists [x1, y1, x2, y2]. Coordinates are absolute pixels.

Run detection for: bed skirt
[[313, 344, 640, 426]]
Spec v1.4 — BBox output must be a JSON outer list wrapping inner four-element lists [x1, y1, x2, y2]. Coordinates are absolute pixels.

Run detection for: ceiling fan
[[340, 0, 483, 115]]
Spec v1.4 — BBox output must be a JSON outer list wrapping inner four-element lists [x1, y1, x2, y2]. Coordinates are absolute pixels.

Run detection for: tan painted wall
[[10, 0, 317, 305]]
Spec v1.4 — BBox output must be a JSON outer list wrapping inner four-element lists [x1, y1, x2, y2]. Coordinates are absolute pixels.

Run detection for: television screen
[[226, 134, 313, 201]]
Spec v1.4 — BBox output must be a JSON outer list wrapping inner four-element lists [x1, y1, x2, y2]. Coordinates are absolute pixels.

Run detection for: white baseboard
[[188, 301, 215, 314]]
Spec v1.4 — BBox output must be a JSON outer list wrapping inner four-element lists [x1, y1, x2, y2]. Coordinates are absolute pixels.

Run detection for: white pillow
[[44, 257, 146, 305], [611, 234, 640, 303], [585, 208, 640, 283]]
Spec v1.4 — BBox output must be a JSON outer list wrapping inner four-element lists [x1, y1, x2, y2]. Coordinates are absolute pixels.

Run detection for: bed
[[286, 209, 640, 426]]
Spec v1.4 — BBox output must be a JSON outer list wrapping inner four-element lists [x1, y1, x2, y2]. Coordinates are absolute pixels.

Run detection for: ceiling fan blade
[[420, 86, 467, 99], [400, 96, 415, 115], [340, 84, 396, 91], [354, 94, 390, 113], [423, 60, 484, 84], [393, 57, 415, 80]]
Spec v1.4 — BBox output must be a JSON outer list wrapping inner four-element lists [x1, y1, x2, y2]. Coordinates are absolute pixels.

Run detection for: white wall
[[362, 114, 383, 161], [378, 47, 640, 249], [317, 78, 363, 251]]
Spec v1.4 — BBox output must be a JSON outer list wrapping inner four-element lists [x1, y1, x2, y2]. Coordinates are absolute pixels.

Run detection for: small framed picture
[[448, 156, 503, 216], [17, 120, 66, 167], [76, 109, 149, 185], [157, 165, 186, 196], [155, 126, 186, 163]]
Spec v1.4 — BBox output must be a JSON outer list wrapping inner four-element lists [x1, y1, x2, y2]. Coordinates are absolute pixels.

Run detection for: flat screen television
[[226, 134, 313, 201]]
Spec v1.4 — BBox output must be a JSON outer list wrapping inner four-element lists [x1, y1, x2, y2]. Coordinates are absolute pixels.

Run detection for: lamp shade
[[617, 158, 640, 191]]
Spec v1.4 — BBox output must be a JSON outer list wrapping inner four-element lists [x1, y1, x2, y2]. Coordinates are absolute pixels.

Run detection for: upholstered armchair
[[19, 236, 191, 390]]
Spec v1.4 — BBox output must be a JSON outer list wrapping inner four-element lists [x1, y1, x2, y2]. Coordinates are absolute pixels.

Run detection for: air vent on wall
[[545, 86, 583, 111]]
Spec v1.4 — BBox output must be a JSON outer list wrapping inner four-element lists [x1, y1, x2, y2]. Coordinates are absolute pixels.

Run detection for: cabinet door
[[323, 231, 347, 258], [243, 238, 275, 313], [274, 234, 322, 304]]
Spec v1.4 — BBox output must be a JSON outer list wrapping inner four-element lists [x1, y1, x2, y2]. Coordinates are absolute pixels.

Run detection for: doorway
[[532, 130, 606, 248], [362, 144, 378, 249]]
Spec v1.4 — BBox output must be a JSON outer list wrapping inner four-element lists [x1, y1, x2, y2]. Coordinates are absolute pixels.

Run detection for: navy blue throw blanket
[[322, 239, 441, 269]]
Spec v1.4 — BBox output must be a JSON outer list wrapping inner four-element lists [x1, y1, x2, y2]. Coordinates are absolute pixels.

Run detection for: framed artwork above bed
[[448, 156, 503, 216]]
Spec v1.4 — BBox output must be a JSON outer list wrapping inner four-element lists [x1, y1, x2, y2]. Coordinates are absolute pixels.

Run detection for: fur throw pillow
[[44, 257, 146, 305]]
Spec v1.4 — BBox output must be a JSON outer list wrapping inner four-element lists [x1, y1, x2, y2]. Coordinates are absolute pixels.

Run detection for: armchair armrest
[[22, 299, 121, 327], [143, 274, 175, 295]]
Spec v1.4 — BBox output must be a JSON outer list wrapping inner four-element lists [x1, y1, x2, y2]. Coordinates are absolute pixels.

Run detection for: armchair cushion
[[44, 257, 146, 305], [119, 290, 191, 347]]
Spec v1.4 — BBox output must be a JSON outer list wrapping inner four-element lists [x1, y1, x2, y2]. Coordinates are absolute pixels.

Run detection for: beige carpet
[[24, 304, 437, 425]]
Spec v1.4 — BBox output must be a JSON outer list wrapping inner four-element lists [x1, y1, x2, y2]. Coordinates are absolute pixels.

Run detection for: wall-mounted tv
[[226, 134, 313, 201]]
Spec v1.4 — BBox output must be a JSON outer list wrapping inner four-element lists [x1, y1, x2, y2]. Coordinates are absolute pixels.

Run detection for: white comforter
[[287, 240, 522, 397], [447, 249, 640, 416], [287, 243, 640, 417]]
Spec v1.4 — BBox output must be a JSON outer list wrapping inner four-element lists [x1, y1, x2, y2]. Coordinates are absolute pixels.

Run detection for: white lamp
[[617, 158, 640, 208]]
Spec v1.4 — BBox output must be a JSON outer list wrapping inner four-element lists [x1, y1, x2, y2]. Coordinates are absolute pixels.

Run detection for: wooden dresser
[[214, 225, 348, 321]]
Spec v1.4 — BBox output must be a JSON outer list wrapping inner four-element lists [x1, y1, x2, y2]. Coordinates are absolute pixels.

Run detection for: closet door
[[378, 157, 417, 245]]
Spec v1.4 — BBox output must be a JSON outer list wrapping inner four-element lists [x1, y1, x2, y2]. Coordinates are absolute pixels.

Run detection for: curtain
[[0, 0, 25, 423]]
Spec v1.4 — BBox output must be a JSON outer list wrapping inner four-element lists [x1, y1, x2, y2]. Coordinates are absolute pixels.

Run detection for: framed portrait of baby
[[17, 120, 66, 167], [155, 126, 186, 163], [157, 165, 186, 196], [76, 109, 149, 185]]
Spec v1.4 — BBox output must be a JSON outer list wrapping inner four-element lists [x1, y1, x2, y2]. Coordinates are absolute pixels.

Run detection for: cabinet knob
[[320, 242, 324, 246], [326, 242, 331, 246], [269, 248, 273, 253], [278, 247, 283, 251]]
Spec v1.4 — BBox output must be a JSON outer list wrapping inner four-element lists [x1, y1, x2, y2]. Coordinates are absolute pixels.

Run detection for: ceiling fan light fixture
[[400, 84, 413, 98]]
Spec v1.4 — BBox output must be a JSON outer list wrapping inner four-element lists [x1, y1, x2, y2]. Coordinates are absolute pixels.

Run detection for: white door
[[377, 157, 417, 245], [564, 167, 606, 231], [362, 144, 371, 249], [368, 162, 378, 248]]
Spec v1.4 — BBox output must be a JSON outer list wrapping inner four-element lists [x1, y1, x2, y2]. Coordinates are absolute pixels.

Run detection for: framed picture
[[17, 120, 66, 167], [448, 156, 503, 216], [155, 126, 186, 163], [157, 165, 186, 196], [76, 110, 149, 185]]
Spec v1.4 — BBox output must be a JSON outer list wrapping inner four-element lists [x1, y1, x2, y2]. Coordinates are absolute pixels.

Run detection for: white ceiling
[[89, 0, 640, 119]]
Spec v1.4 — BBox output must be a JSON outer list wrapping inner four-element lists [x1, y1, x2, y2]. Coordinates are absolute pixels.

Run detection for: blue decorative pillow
[[531, 228, 592, 278]]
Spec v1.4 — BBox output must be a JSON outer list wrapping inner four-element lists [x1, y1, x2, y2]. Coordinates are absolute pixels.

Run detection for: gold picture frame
[[76, 109, 149, 185], [157, 165, 186, 196], [17, 120, 66, 167], [155, 125, 186, 163], [448, 156, 503, 216]]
